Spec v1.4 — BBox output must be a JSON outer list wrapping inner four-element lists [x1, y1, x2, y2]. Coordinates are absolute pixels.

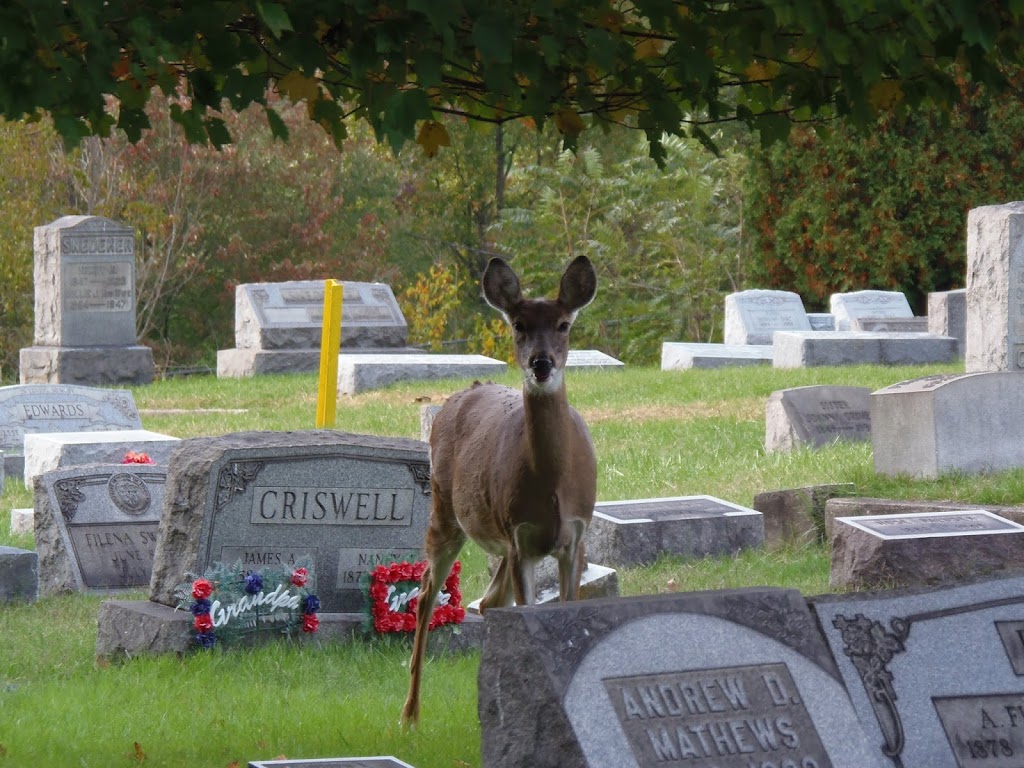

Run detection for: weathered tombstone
[[830, 510, 1024, 590], [765, 385, 872, 452], [850, 316, 928, 333], [814, 573, 1024, 768], [822, 496, 1024, 541], [0, 546, 37, 602], [478, 588, 881, 768], [966, 201, 1024, 371], [23, 429, 179, 486], [829, 290, 913, 331], [585, 496, 764, 568], [217, 280, 415, 377], [723, 289, 811, 345], [0, 383, 143, 479], [33, 463, 166, 596], [753, 483, 854, 550], [928, 287, 967, 359], [660, 342, 773, 370], [871, 372, 1024, 478], [248, 759, 416, 768], [19, 215, 154, 385], [337, 353, 507, 394], [148, 430, 432, 613], [807, 312, 836, 331], [773, 330, 957, 368]]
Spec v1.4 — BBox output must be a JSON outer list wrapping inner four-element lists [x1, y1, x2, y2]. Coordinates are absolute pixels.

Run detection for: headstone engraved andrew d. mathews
[[33, 463, 165, 596], [478, 588, 880, 768], [148, 430, 431, 613], [814, 573, 1024, 768]]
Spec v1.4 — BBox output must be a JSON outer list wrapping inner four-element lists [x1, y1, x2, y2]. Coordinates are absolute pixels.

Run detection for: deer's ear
[[482, 258, 522, 313], [558, 256, 597, 312]]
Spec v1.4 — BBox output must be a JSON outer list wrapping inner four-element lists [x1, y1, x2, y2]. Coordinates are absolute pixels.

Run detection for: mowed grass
[[4, 360, 1022, 768]]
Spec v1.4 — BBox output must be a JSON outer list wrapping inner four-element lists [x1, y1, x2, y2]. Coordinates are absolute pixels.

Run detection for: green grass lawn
[[2, 361, 1021, 768]]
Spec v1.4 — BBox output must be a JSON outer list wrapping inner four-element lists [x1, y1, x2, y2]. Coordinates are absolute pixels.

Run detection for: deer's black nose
[[531, 357, 554, 381]]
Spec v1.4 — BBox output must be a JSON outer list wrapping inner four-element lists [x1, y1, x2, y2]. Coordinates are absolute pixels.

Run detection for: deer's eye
[[512, 321, 525, 333], [558, 322, 571, 333]]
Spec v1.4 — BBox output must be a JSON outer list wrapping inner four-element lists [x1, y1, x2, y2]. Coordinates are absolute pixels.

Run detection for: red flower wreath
[[368, 560, 465, 634]]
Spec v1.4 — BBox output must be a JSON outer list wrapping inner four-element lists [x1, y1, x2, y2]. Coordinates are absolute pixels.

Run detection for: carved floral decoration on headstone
[[367, 560, 464, 634]]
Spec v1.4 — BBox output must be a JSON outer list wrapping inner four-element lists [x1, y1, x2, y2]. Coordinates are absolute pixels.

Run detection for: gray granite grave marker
[[929, 288, 966, 359], [33, 463, 165, 596], [248, 759, 415, 768], [724, 289, 811, 345], [661, 342, 773, 370], [149, 430, 431, 613], [0, 545, 38, 602], [814, 573, 1024, 768], [829, 290, 913, 331], [479, 588, 880, 768], [765, 385, 872, 452]]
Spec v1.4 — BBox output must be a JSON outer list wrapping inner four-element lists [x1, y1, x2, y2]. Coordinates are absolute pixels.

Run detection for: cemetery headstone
[[0, 383, 143, 479], [773, 330, 957, 368], [966, 201, 1024, 371], [10, 508, 33, 536], [586, 496, 763, 567], [723, 289, 811, 345], [830, 510, 1024, 590], [248, 759, 416, 768], [928, 287, 967, 359], [217, 280, 415, 377], [822, 496, 1024, 541], [337, 353, 507, 394], [23, 429, 179, 486], [765, 385, 871, 452], [478, 588, 880, 768], [566, 349, 625, 369], [871, 372, 1024, 478], [807, 313, 836, 331], [814, 573, 1024, 768], [829, 290, 913, 332], [753, 483, 854, 550], [660, 342, 773, 370], [148, 430, 432, 613], [33, 463, 166, 596], [0, 546, 37, 602], [850, 317, 929, 333], [19, 215, 154, 385]]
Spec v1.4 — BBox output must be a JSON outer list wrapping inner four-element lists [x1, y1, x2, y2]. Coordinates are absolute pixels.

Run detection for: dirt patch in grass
[[581, 397, 764, 424]]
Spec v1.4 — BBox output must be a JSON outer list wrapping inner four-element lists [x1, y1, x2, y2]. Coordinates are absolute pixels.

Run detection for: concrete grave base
[[773, 331, 958, 367], [19, 345, 155, 386], [23, 429, 179, 486], [753, 483, 854, 549], [95, 599, 483, 658], [338, 353, 507, 394], [216, 347, 422, 378], [660, 342, 772, 370], [830, 511, 1024, 589], [0, 546, 38, 602]]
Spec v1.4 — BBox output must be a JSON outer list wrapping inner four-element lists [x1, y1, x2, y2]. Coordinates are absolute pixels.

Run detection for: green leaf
[[257, 2, 293, 39]]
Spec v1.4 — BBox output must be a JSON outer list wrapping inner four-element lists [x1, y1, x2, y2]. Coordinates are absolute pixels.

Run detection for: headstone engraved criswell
[[478, 588, 880, 768], [814, 574, 1024, 768]]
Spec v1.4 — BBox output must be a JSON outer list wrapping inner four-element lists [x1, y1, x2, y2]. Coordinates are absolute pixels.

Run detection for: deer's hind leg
[[401, 486, 466, 727]]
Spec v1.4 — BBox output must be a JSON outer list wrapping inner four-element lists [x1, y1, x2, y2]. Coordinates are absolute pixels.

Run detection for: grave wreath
[[175, 558, 320, 648], [367, 560, 465, 634]]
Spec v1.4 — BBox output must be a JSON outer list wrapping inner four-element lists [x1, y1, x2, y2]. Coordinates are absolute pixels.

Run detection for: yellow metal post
[[316, 279, 343, 428]]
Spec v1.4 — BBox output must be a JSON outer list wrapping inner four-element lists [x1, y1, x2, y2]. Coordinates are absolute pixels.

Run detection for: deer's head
[[483, 256, 597, 394]]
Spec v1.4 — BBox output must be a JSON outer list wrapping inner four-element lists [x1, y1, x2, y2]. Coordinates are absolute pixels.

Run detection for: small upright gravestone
[[723, 289, 811, 345], [829, 290, 913, 331], [765, 385, 872, 452], [478, 588, 880, 768], [33, 463, 166, 596], [928, 287, 967, 359], [20, 216, 154, 385]]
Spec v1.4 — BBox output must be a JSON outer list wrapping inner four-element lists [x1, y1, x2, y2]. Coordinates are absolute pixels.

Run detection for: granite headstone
[[149, 430, 431, 613], [724, 289, 811, 345], [829, 290, 913, 332], [248, 759, 416, 768], [765, 385, 872, 452], [814, 573, 1024, 768], [479, 588, 880, 768], [928, 288, 967, 359], [33, 463, 165, 596]]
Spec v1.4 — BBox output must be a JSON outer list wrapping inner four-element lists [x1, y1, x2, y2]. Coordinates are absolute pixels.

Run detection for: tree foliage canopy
[[3, 1, 1023, 160]]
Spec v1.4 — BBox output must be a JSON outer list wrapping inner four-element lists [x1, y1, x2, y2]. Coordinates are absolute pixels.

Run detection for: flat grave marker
[[248, 759, 416, 768], [566, 349, 625, 369], [661, 342, 773, 370], [479, 588, 880, 768], [337, 353, 506, 394], [33, 463, 166, 596], [765, 385, 872, 452], [814, 573, 1024, 768], [724, 289, 811, 345]]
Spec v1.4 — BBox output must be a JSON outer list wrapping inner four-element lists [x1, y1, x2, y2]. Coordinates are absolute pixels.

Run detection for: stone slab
[[660, 342, 772, 370], [32, 216, 137, 347], [752, 484, 855, 550], [807, 313, 835, 331], [233, 280, 408, 350], [929, 288, 966, 359], [585, 496, 764, 567], [478, 588, 880, 768], [830, 510, 1024, 589], [33, 463, 166, 596], [10, 508, 32, 536], [147, 430, 431, 614], [765, 385, 871, 452], [871, 372, 1024, 478], [965, 201, 1024, 372], [95, 598, 482, 659], [468, 562, 619, 613], [723, 289, 811, 345], [19, 345, 155, 386], [822, 496, 1024, 541], [216, 347, 422, 378], [0, 546, 37, 603], [772, 331, 957, 368], [249, 759, 416, 768], [337, 354, 507, 394], [24, 429, 179, 486], [851, 316, 928, 333], [566, 349, 625, 369], [813, 573, 1024, 768], [829, 290, 913, 331]]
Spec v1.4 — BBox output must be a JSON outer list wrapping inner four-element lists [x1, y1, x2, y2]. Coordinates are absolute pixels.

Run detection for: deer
[[400, 255, 598, 726]]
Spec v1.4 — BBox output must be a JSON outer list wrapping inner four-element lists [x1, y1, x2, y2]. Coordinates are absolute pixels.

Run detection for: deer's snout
[[530, 356, 554, 382]]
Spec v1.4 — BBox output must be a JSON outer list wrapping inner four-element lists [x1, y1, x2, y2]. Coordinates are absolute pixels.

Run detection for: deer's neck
[[521, 383, 574, 475]]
